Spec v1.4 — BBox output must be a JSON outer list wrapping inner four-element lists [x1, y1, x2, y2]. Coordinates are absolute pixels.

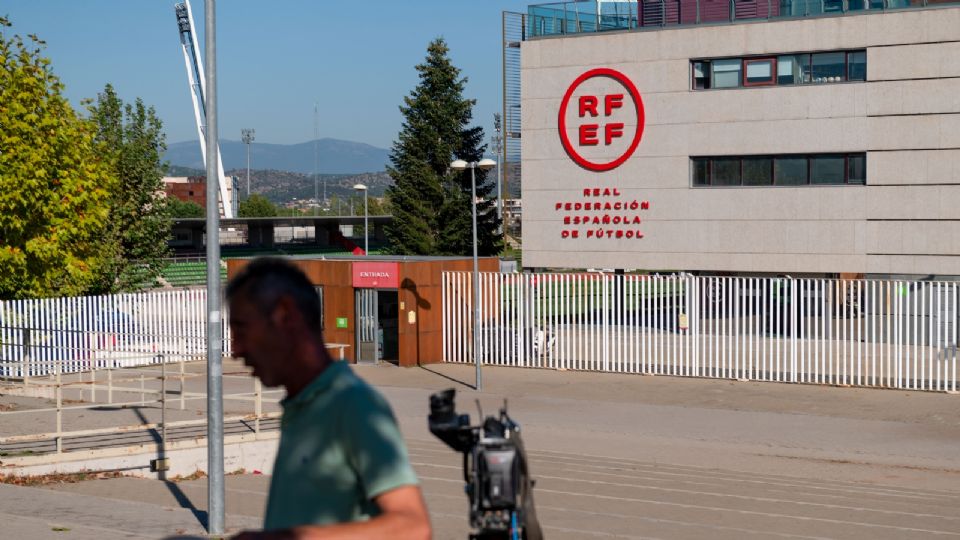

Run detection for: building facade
[[519, 2, 960, 277]]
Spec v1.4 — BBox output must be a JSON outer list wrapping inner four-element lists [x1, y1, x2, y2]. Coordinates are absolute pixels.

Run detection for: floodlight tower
[[242, 129, 255, 197], [174, 0, 234, 218]]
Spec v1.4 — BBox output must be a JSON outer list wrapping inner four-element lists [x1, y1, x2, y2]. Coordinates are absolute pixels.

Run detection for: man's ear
[[270, 295, 296, 329]]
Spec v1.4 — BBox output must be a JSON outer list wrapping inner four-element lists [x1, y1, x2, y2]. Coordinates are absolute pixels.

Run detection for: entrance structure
[[226, 256, 499, 366]]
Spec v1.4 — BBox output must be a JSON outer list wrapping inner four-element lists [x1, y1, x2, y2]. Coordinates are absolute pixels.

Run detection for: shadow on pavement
[[162, 480, 208, 531], [418, 365, 475, 390]]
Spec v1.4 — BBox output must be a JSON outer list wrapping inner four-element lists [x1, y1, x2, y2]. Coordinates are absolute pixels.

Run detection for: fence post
[[179, 357, 186, 410], [90, 368, 96, 403], [22, 327, 31, 386], [791, 277, 798, 382], [254, 377, 262, 435], [56, 357, 62, 454]]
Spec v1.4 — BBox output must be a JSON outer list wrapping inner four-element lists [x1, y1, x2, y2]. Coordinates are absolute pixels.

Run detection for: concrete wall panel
[[870, 41, 960, 81], [869, 150, 960, 185]]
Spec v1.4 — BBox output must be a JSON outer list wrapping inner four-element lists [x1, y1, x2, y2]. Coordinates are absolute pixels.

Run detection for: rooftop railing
[[526, 0, 959, 37]]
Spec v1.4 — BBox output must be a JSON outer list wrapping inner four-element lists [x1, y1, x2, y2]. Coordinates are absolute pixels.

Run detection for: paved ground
[[1, 361, 959, 539]]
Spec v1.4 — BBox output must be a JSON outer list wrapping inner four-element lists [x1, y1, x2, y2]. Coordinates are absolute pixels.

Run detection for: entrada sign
[[352, 262, 400, 288], [558, 68, 645, 172]]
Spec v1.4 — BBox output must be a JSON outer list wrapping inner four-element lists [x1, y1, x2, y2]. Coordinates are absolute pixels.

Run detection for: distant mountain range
[[166, 165, 392, 203], [163, 138, 391, 175]]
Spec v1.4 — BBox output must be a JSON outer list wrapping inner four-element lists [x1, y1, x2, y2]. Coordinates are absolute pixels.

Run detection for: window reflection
[[811, 52, 846, 83], [691, 154, 866, 187]]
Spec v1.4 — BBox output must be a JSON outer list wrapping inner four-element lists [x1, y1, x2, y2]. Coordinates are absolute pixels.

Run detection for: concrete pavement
[[1, 361, 959, 538]]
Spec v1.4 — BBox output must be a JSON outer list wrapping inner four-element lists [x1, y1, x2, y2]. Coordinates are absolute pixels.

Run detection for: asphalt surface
[[1, 360, 958, 539]]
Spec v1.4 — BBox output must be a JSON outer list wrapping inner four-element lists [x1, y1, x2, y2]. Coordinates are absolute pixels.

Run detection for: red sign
[[352, 262, 400, 289], [558, 68, 645, 172]]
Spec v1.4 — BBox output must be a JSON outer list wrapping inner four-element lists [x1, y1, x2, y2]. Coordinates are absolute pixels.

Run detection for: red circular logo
[[558, 68, 645, 172]]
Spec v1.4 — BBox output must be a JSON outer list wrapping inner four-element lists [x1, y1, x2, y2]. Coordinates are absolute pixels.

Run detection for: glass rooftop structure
[[526, 0, 960, 37]]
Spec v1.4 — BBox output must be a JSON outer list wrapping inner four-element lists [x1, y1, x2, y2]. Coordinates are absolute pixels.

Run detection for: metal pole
[[161, 354, 167, 463], [204, 0, 225, 534], [363, 189, 369, 255], [245, 138, 250, 197], [471, 164, 482, 392], [55, 358, 62, 454], [254, 377, 261, 434]]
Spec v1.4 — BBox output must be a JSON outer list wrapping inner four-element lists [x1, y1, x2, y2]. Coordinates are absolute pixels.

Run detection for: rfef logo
[[558, 68, 645, 172]]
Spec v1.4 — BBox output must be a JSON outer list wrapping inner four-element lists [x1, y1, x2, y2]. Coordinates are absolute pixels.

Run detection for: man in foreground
[[227, 257, 431, 540]]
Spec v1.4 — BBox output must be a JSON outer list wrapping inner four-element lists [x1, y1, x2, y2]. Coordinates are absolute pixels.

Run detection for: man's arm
[[230, 485, 431, 540]]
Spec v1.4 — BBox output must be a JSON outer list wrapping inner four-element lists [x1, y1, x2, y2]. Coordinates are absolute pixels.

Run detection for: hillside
[[230, 169, 391, 202], [163, 138, 390, 175]]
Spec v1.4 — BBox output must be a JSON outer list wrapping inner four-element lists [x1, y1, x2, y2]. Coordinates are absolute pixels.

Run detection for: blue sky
[[4, 0, 530, 149]]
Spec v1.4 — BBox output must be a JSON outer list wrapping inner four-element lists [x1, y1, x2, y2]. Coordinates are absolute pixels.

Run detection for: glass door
[[356, 289, 378, 364]]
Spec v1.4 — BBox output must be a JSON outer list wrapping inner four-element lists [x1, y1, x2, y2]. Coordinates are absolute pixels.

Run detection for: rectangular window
[[743, 157, 773, 185], [810, 155, 846, 184], [692, 154, 866, 187], [694, 50, 862, 90], [848, 154, 866, 184], [744, 58, 775, 86], [315, 286, 325, 329], [692, 158, 709, 185], [777, 54, 811, 85], [847, 50, 866, 81], [693, 61, 710, 89], [712, 158, 741, 185], [712, 59, 742, 89], [774, 158, 809, 185], [811, 51, 846, 83]]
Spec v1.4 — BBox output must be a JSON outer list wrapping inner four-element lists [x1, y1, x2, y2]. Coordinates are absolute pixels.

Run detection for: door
[[377, 290, 399, 364], [355, 288, 400, 364], [356, 289, 378, 364]]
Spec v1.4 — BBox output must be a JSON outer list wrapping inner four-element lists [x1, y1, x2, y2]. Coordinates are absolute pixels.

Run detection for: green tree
[[386, 38, 502, 256], [87, 84, 171, 293], [238, 194, 277, 217], [167, 197, 204, 218], [0, 18, 116, 299]]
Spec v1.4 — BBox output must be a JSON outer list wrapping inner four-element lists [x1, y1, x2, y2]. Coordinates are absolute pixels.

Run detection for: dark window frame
[[692, 49, 866, 91], [692, 154, 867, 187], [743, 57, 777, 87]]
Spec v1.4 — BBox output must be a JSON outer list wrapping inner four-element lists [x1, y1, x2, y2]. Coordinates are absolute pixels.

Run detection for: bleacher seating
[[159, 261, 226, 288]]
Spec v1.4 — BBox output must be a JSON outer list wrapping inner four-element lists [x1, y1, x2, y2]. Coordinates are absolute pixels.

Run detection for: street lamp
[[449, 157, 496, 392], [353, 184, 368, 255], [241, 128, 254, 197]]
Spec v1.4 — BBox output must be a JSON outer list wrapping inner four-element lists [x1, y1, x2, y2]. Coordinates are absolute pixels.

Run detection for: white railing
[[0, 290, 230, 378], [442, 272, 959, 392]]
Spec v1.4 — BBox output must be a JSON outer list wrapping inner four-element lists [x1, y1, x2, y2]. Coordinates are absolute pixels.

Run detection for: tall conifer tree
[[386, 38, 502, 256]]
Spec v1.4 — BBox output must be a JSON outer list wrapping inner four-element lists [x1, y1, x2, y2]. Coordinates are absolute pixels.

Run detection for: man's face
[[229, 292, 290, 387]]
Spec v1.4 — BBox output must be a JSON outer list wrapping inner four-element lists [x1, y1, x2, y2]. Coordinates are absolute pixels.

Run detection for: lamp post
[[353, 184, 368, 255], [241, 128, 254, 197], [450, 158, 496, 392]]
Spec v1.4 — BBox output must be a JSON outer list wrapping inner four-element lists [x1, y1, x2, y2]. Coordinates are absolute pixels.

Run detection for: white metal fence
[[0, 289, 228, 378], [443, 272, 959, 392]]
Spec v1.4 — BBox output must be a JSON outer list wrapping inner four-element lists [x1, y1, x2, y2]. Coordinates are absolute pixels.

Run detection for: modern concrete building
[[517, 0, 960, 278]]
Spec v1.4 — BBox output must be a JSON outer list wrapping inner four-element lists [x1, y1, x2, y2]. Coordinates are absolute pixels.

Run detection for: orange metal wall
[[226, 257, 499, 367]]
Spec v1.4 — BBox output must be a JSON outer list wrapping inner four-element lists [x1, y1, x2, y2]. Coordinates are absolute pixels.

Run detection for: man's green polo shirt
[[263, 360, 418, 531]]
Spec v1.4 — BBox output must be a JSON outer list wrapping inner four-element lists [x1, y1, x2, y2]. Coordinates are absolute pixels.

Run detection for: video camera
[[428, 389, 542, 540]]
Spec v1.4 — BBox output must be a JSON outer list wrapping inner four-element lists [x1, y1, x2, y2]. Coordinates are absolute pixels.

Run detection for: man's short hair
[[226, 257, 322, 332]]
